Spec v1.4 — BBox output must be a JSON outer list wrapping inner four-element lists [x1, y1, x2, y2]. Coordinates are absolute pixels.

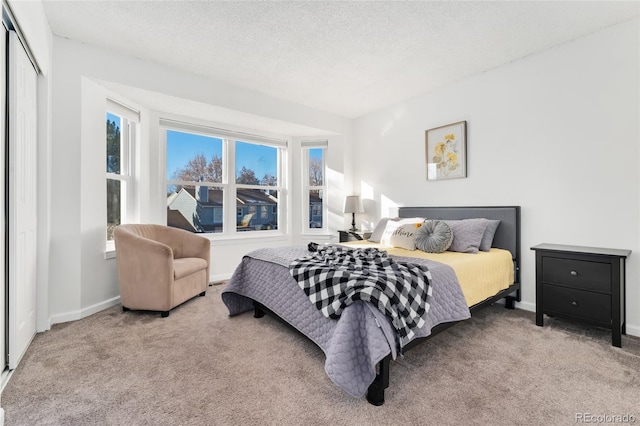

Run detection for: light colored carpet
[[2, 284, 639, 425]]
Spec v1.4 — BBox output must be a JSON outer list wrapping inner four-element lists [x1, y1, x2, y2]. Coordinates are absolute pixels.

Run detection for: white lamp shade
[[343, 195, 363, 214]]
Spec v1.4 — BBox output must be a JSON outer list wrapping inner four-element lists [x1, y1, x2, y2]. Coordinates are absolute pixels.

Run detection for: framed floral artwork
[[426, 120, 467, 181]]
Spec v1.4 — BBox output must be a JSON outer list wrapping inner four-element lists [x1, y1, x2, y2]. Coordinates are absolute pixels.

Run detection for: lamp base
[[350, 213, 357, 232]]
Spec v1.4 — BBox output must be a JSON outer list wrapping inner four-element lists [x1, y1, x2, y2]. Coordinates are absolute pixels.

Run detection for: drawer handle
[[571, 301, 579, 307], [570, 270, 578, 276]]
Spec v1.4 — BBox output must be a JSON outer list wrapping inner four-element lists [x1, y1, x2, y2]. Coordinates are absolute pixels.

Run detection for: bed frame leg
[[505, 286, 521, 310], [505, 296, 516, 310], [253, 302, 265, 318], [367, 355, 390, 406]]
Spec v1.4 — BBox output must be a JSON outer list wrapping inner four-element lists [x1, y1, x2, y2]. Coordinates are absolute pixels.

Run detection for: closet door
[[0, 24, 6, 372], [8, 31, 37, 369]]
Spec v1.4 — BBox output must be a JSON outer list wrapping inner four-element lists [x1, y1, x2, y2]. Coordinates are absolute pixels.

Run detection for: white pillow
[[389, 223, 421, 251], [380, 217, 425, 246], [368, 218, 391, 243]]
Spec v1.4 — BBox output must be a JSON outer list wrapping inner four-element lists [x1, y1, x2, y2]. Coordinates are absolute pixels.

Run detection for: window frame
[[106, 99, 138, 252], [302, 140, 328, 234], [161, 119, 288, 238]]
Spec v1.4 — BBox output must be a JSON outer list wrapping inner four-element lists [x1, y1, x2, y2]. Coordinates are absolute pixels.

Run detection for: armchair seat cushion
[[174, 257, 208, 280]]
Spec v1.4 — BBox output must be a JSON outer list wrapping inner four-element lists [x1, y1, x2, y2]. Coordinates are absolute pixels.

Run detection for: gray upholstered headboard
[[398, 206, 521, 282]]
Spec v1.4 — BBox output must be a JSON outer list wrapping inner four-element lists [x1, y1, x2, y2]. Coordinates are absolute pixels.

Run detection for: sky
[[108, 117, 321, 183], [166, 130, 277, 181], [166, 130, 223, 179], [107, 112, 119, 126], [309, 148, 322, 161]]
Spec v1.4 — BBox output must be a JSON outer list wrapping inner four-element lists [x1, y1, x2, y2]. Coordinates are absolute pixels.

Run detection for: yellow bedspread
[[340, 240, 514, 307]]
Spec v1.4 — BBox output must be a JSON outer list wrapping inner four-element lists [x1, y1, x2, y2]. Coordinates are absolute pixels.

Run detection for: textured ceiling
[[42, 1, 639, 118]]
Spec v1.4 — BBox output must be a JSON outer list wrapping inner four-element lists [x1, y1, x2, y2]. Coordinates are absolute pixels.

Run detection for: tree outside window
[[303, 145, 327, 231], [106, 114, 122, 241]]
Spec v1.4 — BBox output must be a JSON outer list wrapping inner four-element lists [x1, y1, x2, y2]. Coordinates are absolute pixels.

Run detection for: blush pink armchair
[[114, 224, 211, 317]]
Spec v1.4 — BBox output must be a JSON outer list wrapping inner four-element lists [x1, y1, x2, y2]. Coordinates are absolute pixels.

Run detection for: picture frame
[[425, 120, 467, 181]]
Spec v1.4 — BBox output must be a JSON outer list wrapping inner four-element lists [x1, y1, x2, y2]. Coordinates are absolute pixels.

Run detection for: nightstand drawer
[[543, 284, 611, 324], [541, 257, 611, 292]]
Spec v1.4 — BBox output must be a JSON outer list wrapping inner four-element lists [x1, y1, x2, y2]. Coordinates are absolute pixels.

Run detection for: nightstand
[[338, 230, 372, 242], [531, 243, 631, 347]]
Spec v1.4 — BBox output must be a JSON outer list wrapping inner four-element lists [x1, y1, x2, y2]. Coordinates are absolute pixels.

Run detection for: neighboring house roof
[[183, 187, 223, 207], [167, 187, 197, 206], [166, 209, 197, 232], [166, 188, 201, 231], [176, 186, 278, 207], [236, 188, 277, 206], [166, 191, 179, 205]]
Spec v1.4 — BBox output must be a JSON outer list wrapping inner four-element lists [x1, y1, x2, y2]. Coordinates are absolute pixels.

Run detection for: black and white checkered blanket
[[289, 245, 433, 348]]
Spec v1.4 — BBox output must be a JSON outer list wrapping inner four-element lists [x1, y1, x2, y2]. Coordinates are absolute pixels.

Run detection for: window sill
[[103, 232, 291, 254], [205, 232, 290, 246], [300, 232, 332, 240]]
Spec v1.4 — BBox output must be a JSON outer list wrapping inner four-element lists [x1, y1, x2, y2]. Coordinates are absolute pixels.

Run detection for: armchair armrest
[[114, 227, 175, 309], [178, 231, 211, 283]]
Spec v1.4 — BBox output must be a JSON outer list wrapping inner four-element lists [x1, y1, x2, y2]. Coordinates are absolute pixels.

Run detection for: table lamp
[[343, 195, 363, 231]]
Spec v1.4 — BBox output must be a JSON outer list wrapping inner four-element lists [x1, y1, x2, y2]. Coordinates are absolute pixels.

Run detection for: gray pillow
[[445, 219, 489, 254], [415, 220, 453, 253], [479, 219, 501, 252]]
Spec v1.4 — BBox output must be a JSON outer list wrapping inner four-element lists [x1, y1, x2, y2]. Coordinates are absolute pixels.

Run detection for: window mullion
[[226, 138, 236, 235], [126, 121, 135, 224], [106, 173, 126, 182], [121, 119, 129, 176]]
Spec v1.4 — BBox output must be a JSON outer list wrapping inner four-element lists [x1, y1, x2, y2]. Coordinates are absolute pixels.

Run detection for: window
[[302, 141, 327, 232], [235, 140, 280, 232], [163, 120, 287, 235], [166, 130, 224, 233], [106, 100, 138, 249]]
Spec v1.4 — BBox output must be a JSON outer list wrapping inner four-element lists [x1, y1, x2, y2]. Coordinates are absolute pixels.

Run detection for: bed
[[222, 206, 521, 405]]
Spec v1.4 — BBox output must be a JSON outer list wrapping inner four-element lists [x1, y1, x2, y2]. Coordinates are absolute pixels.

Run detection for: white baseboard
[[48, 275, 230, 327], [47, 277, 230, 327], [210, 273, 231, 283], [1, 369, 13, 393], [625, 324, 640, 338], [37, 317, 52, 333], [514, 300, 535, 312], [49, 295, 121, 325]]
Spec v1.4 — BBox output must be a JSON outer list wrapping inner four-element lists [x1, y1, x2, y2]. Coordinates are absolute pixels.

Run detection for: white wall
[[49, 36, 353, 324], [353, 19, 640, 335]]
